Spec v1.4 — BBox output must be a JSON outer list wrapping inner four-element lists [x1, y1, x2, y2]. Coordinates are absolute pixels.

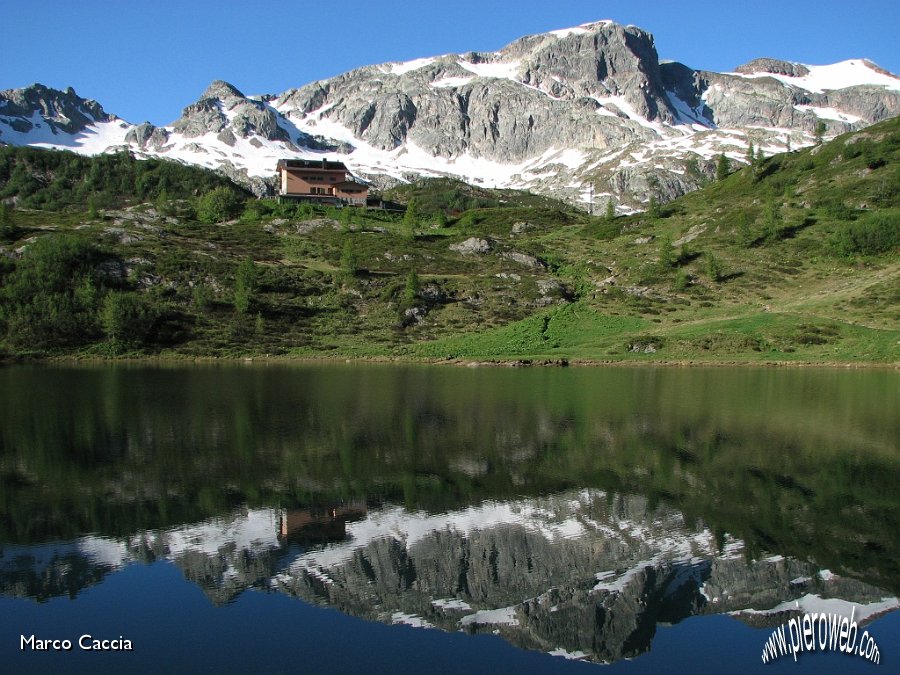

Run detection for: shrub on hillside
[[240, 199, 274, 223], [101, 292, 156, 351], [196, 187, 244, 224], [0, 234, 102, 348], [829, 210, 900, 256]]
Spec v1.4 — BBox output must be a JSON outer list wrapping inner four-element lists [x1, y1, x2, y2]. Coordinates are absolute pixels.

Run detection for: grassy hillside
[[0, 119, 897, 364]]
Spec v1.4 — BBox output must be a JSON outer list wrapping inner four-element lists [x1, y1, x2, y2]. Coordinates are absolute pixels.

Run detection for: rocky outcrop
[[701, 72, 813, 129], [216, 163, 272, 197], [824, 85, 900, 122], [449, 237, 493, 255], [735, 58, 811, 77], [124, 122, 170, 150], [171, 80, 290, 142]]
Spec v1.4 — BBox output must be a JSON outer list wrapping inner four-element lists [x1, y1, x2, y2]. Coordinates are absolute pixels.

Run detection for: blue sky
[[5, 0, 899, 126]]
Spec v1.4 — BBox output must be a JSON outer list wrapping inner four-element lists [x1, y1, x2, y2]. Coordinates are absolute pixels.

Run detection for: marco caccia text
[[21, 634, 133, 651]]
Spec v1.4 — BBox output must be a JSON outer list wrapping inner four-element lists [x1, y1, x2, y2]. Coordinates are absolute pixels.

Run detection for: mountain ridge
[[1, 20, 899, 209]]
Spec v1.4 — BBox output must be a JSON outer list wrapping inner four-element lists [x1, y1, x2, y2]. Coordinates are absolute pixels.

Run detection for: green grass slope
[[0, 119, 897, 364]]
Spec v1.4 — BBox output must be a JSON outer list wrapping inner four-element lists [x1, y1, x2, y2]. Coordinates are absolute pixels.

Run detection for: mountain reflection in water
[[2, 490, 896, 665], [0, 364, 897, 669]]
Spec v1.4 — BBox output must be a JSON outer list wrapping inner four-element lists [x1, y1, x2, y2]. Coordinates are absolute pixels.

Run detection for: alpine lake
[[0, 363, 897, 674]]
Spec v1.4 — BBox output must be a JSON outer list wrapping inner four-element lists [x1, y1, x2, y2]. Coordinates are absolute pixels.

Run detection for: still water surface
[[0, 364, 897, 673]]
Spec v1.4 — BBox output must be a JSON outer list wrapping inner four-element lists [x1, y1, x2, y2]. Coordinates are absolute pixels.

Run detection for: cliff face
[[2, 21, 899, 208], [276, 22, 672, 160]]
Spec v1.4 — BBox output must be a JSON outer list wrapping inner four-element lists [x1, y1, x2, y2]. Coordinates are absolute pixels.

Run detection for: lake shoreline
[[4, 352, 897, 370]]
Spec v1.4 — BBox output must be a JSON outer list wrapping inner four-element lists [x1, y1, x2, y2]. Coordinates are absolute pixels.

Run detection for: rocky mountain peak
[[0, 83, 114, 135], [170, 79, 289, 146], [273, 17, 682, 169], [200, 80, 246, 102], [505, 19, 675, 123]]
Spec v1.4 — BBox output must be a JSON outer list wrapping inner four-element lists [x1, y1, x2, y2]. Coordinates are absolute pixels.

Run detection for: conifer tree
[[402, 198, 418, 239], [404, 269, 420, 305], [0, 202, 14, 239], [716, 153, 731, 181], [340, 207, 352, 230], [763, 198, 782, 241], [605, 199, 615, 222], [156, 189, 172, 217], [340, 239, 357, 278], [814, 121, 826, 145], [659, 234, 675, 269], [233, 258, 257, 314], [706, 252, 724, 282]]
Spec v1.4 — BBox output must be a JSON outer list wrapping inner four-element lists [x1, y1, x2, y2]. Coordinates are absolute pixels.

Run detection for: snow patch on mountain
[[430, 76, 475, 89], [0, 111, 130, 152], [382, 57, 438, 76], [794, 105, 862, 123], [163, 128, 302, 178], [666, 92, 716, 128], [732, 59, 900, 92], [457, 59, 522, 80], [591, 95, 669, 135], [548, 19, 614, 38]]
